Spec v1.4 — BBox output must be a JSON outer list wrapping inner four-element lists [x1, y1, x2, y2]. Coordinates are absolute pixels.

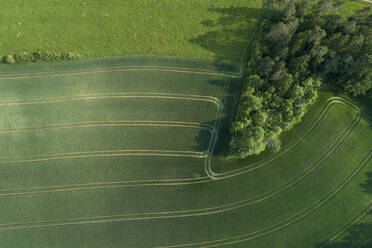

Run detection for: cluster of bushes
[[1, 51, 82, 64], [229, 0, 371, 158]]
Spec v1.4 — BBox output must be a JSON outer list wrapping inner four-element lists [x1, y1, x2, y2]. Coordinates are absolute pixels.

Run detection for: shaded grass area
[[189, 6, 261, 62], [0, 0, 262, 62]]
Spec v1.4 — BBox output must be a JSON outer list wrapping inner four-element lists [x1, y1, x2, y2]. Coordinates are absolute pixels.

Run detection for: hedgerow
[[1, 51, 82, 64]]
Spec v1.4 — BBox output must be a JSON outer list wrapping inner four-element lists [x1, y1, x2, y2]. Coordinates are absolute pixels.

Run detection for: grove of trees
[[229, 0, 372, 158]]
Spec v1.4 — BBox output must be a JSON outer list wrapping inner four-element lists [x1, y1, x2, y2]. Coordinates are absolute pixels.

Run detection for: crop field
[[0, 56, 370, 247]]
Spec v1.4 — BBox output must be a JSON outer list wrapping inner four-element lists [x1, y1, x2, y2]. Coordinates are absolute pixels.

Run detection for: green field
[[0, 0, 366, 63], [1, 0, 369, 62], [0, 0, 371, 247], [0, 0, 262, 62], [0, 56, 370, 247]]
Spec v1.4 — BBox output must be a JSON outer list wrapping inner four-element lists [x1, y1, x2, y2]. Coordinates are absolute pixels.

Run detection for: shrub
[[1, 51, 82, 64], [2, 55, 16, 64]]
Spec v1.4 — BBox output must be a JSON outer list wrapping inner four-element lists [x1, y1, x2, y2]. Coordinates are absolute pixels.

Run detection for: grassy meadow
[[0, 0, 262, 62]]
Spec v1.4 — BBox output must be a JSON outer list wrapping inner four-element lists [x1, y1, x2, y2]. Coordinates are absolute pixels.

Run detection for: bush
[[2, 55, 16, 64], [1, 51, 82, 64]]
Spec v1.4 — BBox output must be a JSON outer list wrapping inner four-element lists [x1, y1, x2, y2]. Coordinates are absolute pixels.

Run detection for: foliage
[[1, 51, 81, 64], [229, 0, 371, 158]]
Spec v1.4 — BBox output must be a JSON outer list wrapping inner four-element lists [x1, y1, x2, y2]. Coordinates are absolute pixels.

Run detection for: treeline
[[229, 0, 372, 158], [1, 51, 82, 64]]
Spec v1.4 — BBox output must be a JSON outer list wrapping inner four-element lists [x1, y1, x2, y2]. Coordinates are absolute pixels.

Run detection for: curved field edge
[[208, 97, 361, 177]]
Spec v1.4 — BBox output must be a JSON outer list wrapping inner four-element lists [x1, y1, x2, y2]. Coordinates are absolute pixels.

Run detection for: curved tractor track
[[0, 60, 371, 248]]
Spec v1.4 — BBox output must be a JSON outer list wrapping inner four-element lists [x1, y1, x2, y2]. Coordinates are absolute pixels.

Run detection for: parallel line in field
[[0, 97, 358, 196], [0, 179, 211, 197], [156, 150, 372, 248], [0, 122, 353, 215], [0, 65, 238, 81], [208, 98, 361, 179], [0, 83, 368, 246], [0, 149, 204, 164], [0, 79, 227, 194], [1, 149, 370, 240], [316, 203, 372, 248], [0, 149, 203, 162], [0, 153, 206, 166], [0, 95, 221, 108], [1, 103, 355, 196], [0, 120, 210, 131], [0, 107, 360, 228], [203, 79, 230, 179], [0, 123, 212, 135], [0, 120, 213, 165], [0, 92, 220, 106]]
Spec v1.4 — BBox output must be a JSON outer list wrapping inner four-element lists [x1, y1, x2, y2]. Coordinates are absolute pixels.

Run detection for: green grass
[[0, 0, 262, 62], [337, 0, 369, 16], [0, 56, 370, 248], [0, 1, 371, 247]]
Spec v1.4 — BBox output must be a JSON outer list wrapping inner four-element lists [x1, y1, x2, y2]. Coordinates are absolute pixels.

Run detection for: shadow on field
[[194, 77, 241, 156], [313, 221, 372, 248], [189, 7, 261, 63], [361, 172, 372, 195], [312, 162, 372, 247]]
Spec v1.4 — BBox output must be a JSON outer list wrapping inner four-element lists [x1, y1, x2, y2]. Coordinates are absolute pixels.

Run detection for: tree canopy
[[229, 0, 372, 158]]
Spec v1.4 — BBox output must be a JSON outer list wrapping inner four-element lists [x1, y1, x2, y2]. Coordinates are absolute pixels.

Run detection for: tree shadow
[[189, 7, 262, 63], [313, 151, 372, 248], [314, 221, 372, 248], [361, 172, 372, 195], [194, 77, 242, 156]]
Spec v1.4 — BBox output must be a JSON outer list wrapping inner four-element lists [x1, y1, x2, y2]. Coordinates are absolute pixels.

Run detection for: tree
[[229, 0, 371, 159], [229, 126, 266, 158], [266, 22, 290, 43]]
